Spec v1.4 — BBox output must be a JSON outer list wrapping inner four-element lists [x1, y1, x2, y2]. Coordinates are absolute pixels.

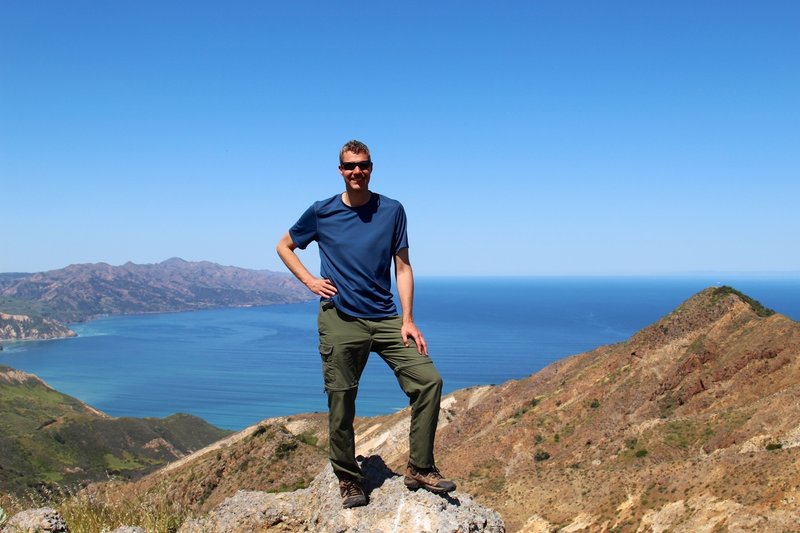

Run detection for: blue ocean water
[[1, 277, 798, 430]]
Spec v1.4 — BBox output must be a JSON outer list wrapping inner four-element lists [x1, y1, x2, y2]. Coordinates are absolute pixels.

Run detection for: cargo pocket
[[319, 342, 359, 392], [319, 343, 342, 392]]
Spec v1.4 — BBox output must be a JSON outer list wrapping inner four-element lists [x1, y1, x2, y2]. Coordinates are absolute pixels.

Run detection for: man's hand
[[277, 232, 337, 298], [401, 320, 428, 356], [306, 277, 337, 298]]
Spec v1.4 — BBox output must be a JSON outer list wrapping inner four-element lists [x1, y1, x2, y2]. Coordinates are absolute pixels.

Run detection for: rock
[[180, 455, 505, 533], [2, 508, 68, 533]]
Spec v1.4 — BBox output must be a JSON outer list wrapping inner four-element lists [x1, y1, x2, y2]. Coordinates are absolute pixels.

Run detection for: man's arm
[[394, 247, 428, 355], [276, 232, 337, 298]]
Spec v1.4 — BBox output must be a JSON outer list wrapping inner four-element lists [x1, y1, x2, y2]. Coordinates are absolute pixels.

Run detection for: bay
[[1, 277, 798, 430]]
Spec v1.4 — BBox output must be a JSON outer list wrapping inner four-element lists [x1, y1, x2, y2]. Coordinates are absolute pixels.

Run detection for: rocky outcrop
[[179, 455, 505, 533], [2, 459, 502, 533], [1, 508, 68, 533], [0, 312, 75, 341]]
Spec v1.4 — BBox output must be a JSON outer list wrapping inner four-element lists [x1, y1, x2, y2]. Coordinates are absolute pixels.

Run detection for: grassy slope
[[0, 366, 230, 495]]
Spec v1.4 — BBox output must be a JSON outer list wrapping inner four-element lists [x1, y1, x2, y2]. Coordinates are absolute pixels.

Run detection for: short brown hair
[[339, 140, 371, 163]]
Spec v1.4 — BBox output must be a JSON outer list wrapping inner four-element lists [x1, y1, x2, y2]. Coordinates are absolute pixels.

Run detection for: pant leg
[[370, 316, 443, 469], [317, 302, 371, 480]]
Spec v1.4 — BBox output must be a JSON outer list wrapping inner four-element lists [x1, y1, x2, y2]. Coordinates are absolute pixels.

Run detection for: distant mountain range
[[0, 258, 311, 341]]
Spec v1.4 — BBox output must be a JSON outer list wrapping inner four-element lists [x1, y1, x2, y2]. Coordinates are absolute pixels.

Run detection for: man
[[276, 140, 456, 508]]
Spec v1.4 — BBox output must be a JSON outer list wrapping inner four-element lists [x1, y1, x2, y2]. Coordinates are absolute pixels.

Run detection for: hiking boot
[[404, 463, 457, 494], [338, 477, 367, 508]]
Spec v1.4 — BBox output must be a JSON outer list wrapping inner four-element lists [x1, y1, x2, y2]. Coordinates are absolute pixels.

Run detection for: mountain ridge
[[101, 286, 800, 531], [0, 258, 312, 341]]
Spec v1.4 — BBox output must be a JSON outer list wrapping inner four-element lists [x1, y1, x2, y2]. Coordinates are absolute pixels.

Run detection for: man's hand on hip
[[306, 277, 338, 298]]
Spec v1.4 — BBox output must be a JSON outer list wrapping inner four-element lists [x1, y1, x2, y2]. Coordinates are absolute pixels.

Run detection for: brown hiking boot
[[338, 477, 367, 508], [404, 463, 457, 494]]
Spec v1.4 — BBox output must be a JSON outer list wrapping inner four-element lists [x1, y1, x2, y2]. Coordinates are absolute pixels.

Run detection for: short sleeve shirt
[[289, 193, 409, 318]]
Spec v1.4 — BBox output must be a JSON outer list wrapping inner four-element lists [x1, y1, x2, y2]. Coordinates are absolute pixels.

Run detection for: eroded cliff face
[[0, 312, 76, 341]]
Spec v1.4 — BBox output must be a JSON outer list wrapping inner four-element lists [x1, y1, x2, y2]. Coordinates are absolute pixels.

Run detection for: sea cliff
[[0, 312, 76, 341]]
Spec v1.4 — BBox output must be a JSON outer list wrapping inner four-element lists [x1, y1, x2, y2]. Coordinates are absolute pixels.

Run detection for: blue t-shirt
[[289, 193, 409, 318]]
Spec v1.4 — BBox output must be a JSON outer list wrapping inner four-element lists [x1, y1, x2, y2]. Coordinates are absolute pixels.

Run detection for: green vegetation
[[534, 450, 550, 461], [621, 438, 649, 459], [687, 335, 706, 355], [766, 443, 783, 451], [511, 396, 541, 420], [466, 458, 507, 493], [0, 366, 230, 496], [602, 364, 631, 385], [104, 451, 161, 474], [0, 297, 53, 319], [711, 286, 775, 317], [273, 441, 298, 460], [297, 430, 318, 447], [657, 392, 678, 418], [662, 419, 714, 449], [272, 478, 312, 493], [590, 399, 601, 409]]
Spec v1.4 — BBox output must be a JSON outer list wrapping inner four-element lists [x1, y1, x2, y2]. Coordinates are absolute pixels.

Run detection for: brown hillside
[[104, 287, 800, 531], [424, 287, 800, 531]]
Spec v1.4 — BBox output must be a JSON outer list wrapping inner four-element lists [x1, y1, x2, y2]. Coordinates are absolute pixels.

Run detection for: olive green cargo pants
[[317, 301, 443, 481]]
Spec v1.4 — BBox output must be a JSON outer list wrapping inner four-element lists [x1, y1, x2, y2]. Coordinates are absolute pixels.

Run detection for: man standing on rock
[[276, 140, 456, 508]]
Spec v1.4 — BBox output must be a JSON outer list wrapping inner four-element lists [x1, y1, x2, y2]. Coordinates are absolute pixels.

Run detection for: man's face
[[339, 151, 372, 193]]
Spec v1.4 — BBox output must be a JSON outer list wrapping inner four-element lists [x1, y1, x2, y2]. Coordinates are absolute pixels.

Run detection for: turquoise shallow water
[[1, 277, 798, 430]]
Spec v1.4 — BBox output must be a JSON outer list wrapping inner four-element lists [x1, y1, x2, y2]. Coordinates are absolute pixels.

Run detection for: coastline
[[2, 278, 799, 430]]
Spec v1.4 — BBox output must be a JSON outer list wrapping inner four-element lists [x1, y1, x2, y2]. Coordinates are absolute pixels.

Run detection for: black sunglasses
[[340, 160, 372, 171]]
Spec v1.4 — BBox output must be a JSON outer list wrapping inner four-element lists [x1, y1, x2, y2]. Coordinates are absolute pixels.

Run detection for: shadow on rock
[[357, 454, 397, 493]]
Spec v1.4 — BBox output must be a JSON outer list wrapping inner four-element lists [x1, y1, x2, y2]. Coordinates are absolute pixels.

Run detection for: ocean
[[1, 277, 798, 430]]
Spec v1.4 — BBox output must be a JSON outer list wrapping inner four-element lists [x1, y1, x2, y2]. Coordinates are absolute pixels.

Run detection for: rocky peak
[[179, 455, 504, 533], [627, 285, 774, 354]]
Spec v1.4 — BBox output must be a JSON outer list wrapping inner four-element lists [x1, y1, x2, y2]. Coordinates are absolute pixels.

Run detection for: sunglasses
[[340, 160, 372, 171]]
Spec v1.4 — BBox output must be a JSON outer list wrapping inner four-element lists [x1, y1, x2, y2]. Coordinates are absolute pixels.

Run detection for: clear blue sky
[[2, 1, 798, 276]]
